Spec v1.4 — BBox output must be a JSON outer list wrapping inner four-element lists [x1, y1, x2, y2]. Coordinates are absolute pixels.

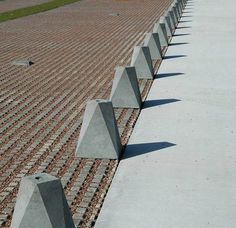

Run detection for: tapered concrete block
[[173, 5, 180, 21], [76, 99, 121, 159], [153, 22, 168, 47], [169, 7, 178, 27], [166, 11, 175, 32], [11, 173, 75, 228], [175, 2, 182, 17], [160, 16, 172, 37], [176, 0, 182, 11], [130, 46, 154, 79], [178, 0, 184, 12], [110, 66, 142, 109], [143, 32, 162, 60]]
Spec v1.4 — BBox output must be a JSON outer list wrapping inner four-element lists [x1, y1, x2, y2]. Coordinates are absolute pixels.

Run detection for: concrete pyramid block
[[175, 2, 182, 18], [181, 0, 185, 5], [178, 0, 184, 12], [143, 32, 162, 61], [11, 173, 75, 228], [160, 16, 172, 38], [173, 5, 180, 21], [130, 46, 154, 79], [175, 0, 181, 11], [169, 7, 178, 27], [76, 99, 121, 159], [153, 22, 168, 48], [110, 66, 142, 109], [166, 11, 175, 32]]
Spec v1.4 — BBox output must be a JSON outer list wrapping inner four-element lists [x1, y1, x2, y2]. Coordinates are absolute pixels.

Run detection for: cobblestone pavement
[[0, 0, 50, 13], [0, 0, 172, 227]]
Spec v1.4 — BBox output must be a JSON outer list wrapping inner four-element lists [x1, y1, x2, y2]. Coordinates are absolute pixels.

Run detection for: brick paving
[[0, 0, 50, 13], [0, 0, 173, 227]]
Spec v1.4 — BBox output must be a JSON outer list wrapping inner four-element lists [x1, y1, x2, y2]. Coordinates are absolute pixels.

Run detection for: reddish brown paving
[[0, 0, 172, 227], [0, 0, 50, 13]]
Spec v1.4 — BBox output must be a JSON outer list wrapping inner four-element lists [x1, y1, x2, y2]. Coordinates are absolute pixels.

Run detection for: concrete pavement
[[95, 0, 236, 227]]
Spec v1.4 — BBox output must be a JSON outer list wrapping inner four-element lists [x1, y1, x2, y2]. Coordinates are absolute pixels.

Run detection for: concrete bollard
[[176, 0, 182, 12], [173, 5, 180, 21], [176, 2, 182, 17], [10, 173, 75, 228], [165, 11, 175, 32], [130, 46, 154, 79], [76, 99, 122, 159], [169, 8, 178, 27], [110, 66, 142, 109], [153, 22, 168, 47], [160, 16, 172, 38], [143, 32, 162, 61], [178, 0, 184, 12]]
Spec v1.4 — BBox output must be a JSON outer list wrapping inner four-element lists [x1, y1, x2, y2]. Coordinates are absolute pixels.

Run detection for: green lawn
[[0, 0, 81, 23]]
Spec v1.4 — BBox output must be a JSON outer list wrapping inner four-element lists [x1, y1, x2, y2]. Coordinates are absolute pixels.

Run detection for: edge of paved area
[[0, 0, 82, 22], [0, 0, 50, 13], [94, 0, 236, 227]]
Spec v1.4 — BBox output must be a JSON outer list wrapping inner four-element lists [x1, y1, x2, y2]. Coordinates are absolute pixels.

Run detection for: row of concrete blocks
[[10, 0, 188, 227], [75, 0, 187, 160]]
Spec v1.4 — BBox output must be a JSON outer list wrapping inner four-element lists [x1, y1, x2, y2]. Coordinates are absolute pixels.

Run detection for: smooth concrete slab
[[95, 0, 236, 227]]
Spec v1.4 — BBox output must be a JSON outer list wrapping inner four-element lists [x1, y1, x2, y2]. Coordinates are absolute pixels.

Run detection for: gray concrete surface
[[11, 173, 75, 228], [110, 66, 142, 109], [76, 100, 121, 159], [95, 0, 236, 227]]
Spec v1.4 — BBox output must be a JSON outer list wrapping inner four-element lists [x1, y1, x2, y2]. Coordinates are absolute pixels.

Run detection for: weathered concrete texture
[[152, 22, 168, 48], [76, 100, 121, 159], [110, 66, 142, 109], [143, 33, 162, 61], [11, 173, 75, 228], [160, 16, 172, 37], [130, 46, 154, 79], [95, 0, 236, 227]]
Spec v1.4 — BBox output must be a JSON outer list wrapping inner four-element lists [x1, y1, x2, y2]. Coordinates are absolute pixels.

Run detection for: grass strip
[[0, 0, 81, 23]]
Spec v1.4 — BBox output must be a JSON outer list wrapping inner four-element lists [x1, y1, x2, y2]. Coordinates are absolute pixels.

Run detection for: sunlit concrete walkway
[[95, 0, 236, 227]]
